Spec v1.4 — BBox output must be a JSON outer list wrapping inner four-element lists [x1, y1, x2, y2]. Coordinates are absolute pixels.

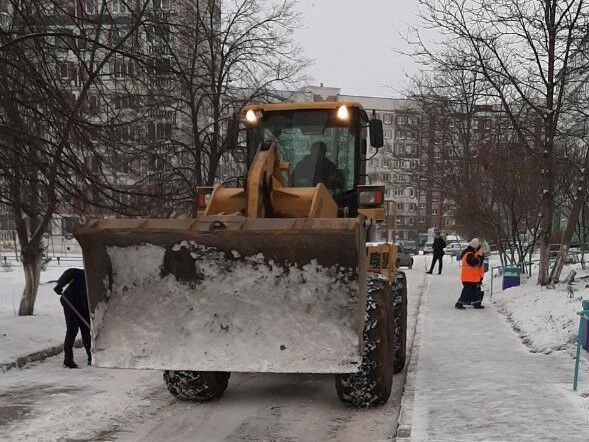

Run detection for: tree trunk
[[18, 250, 43, 316], [549, 148, 589, 283], [537, 192, 554, 285]]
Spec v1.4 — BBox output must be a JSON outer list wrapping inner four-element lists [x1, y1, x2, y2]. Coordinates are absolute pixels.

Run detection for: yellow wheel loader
[[75, 101, 408, 407]]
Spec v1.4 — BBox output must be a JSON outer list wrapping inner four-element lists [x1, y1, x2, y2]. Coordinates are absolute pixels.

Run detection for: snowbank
[[0, 260, 83, 366], [493, 270, 589, 355]]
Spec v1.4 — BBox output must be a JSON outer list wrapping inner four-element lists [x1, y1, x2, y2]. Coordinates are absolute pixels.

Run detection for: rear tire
[[335, 274, 393, 407], [392, 271, 408, 374], [163, 370, 231, 402]]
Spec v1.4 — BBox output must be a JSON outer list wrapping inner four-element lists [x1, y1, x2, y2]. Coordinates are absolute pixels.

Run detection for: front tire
[[335, 274, 393, 407], [163, 370, 231, 402], [392, 271, 408, 373]]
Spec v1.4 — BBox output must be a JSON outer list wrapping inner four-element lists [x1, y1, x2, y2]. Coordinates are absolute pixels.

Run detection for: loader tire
[[335, 273, 393, 407], [392, 271, 408, 374], [163, 370, 231, 402]]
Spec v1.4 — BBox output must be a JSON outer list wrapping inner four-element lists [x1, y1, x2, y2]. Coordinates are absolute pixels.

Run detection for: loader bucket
[[74, 217, 367, 374]]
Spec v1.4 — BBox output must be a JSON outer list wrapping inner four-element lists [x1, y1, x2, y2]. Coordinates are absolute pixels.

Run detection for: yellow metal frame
[[242, 101, 365, 114]]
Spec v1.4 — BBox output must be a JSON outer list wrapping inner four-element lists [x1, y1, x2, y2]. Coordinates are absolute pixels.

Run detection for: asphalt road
[[0, 258, 426, 442]]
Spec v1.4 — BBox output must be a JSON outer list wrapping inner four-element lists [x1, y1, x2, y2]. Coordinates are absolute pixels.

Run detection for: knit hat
[[469, 238, 481, 249]]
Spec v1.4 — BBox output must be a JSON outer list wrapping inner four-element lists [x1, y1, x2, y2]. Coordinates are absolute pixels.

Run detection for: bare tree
[[0, 0, 152, 315], [129, 0, 306, 214], [408, 60, 543, 270], [412, 0, 589, 285]]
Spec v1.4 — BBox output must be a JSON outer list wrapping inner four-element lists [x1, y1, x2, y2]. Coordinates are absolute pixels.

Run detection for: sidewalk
[[406, 261, 589, 441]]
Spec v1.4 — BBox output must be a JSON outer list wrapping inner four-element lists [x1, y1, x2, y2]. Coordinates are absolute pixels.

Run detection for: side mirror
[[369, 119, 384, 148]]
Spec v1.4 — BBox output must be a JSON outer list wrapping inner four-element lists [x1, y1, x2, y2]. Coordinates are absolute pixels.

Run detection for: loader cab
[[244, 102, 372, 216]]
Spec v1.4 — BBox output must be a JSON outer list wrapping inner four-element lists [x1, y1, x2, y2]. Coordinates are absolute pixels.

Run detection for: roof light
[[245, 109, 259, 124], [337, 105, 350, 121]]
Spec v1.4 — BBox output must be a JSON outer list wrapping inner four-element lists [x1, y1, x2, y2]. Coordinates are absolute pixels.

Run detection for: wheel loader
[[74, 101, 408, 407]]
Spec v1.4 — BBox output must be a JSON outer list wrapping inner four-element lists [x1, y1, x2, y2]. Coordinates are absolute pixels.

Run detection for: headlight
[[337, 105, 349, 121], [245, 109, 259, 124]]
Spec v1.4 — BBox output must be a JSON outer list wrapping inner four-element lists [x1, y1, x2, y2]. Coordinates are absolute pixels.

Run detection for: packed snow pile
[[494, 272, 589, 355], [91, 242, 365, 373]]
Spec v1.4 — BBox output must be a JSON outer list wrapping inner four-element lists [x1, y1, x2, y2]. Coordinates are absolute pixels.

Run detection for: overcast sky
[[293, 0, 421, 98]]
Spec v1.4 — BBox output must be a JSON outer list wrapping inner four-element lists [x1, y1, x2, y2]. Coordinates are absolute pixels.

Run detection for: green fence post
[[573, 300, 589, 391]]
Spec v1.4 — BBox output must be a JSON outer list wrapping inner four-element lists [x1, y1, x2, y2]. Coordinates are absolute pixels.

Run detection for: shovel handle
[[61, 295, 91, 330]]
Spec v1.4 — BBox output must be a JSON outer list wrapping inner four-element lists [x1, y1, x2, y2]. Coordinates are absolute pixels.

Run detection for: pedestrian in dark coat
[[455, 238, 485, 309], [54, 268, 91, 368], [426, 231, 447, 275]]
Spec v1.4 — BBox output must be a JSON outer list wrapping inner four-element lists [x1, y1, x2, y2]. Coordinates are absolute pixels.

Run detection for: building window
[[153, 0, 172, 10], [58, 61, 76, 81], [147, 122, 173, 140], [419, 202, 425, 209], [383, 113, 392, 125], [110, 0, 126, 13], [409, 115, 421, 125], [408, 188, 415, 198], [88, 94, 99, 111], [432, 209, 439, 215], [419, 217, 426, 224], [85, 0, 98, 14], [407, 217, 414, 225], [394, 188, 403, 197], [384, 130, 393, 140]]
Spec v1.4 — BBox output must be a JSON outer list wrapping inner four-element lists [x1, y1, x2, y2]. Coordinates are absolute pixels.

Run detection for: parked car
[[396, 244, 414, 269], [444, 242, 469, 257], [401, 241, 418, 255], [423, 241, 433, 255]]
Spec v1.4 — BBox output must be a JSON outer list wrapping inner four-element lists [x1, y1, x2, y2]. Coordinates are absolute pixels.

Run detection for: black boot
[[473, 303, 485, 309], [455, 302, 465, 309], [64, 360, 79, 369], [87, 354, 92, 366]]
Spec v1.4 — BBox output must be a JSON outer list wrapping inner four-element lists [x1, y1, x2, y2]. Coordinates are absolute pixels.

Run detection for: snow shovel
[[60, 295, 91, 330], [75, 217, 366, 374]]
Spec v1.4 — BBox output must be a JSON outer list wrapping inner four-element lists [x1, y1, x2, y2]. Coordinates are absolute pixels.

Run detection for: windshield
[[246, 109, 358, 195]]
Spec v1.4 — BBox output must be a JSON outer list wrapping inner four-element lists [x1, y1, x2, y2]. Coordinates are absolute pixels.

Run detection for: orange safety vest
[[461, 252, 482, 283]]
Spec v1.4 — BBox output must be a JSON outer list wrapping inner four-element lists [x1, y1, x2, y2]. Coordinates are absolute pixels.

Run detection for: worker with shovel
[[54, 268, 91, 368]]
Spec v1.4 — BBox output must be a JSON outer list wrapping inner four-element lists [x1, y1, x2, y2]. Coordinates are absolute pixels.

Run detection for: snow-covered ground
[[5, 253, 589, 440], [0, 260, 83, 366], [493, 266, 589, 356]]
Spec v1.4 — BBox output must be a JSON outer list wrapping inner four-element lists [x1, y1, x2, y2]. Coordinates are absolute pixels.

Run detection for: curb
[[0, 339, 83, 373], [395, 274, 429, 441]]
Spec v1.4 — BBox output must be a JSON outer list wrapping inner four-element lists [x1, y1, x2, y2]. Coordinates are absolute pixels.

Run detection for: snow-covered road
[[0, 261, 426, 441]]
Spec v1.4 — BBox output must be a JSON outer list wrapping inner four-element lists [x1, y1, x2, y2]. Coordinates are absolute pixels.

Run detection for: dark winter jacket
[[460, 246, 484, 267], [432, 237, 447, 256], [55, 268, 88, 311]]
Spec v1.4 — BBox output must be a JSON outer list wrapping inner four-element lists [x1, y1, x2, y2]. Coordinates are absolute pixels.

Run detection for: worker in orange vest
[[455, 238, 485, 309]]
